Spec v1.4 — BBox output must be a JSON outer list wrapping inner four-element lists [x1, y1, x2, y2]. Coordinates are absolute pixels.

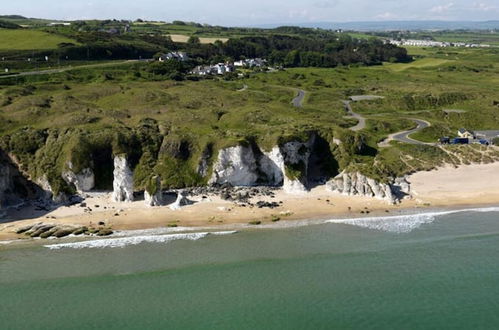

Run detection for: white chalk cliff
[[112, 155, 134, 202], [209, 138, 314, 193], [259, 146, 285, 186], [36, 175, 68, 204], [280, 140, 313, 194], [326, 171, 410, 204], [144, 176, 163, 207], [62, 162, 95, 193], [169, 190, 189, 210], [209, 145, 259, 186]]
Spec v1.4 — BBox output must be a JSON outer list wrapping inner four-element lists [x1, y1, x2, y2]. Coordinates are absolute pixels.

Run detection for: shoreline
[[2, 162, 499, 243]]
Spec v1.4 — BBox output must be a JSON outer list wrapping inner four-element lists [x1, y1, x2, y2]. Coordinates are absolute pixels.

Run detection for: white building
[[159, 52, 189, 62]]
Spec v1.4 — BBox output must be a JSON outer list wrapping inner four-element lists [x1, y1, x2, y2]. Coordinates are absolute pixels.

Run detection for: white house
[[159, 52, 189, 62]]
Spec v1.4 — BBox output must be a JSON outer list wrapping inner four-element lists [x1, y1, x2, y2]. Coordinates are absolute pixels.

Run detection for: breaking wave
[[44, 231, 237, 250], [327, 207, 499, 233]]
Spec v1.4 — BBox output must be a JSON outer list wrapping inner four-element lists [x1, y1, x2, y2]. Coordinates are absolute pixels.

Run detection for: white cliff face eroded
[[112, 156, 134, 202], [279, 139, 313, 194], [260, 146, 285, 186], [209, 146, 258, 186], [144, 176, 163, 207], [326, 171, 410, 204], [209, 138, 314, 193], [169, 190, 189, 210], [62, 162, 95, 193], [36, 175, 68, 204]]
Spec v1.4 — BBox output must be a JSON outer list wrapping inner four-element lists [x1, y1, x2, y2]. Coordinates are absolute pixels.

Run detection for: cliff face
[[207, 136, 315, 193], [326, 171, 410, 204], [111, 155, 134, 202], [279, 138, 314, 194], [62, 162, 95, 193], [209, 146, 259, 186], [144, 175, 163, 207], [0, 150, 44, 213]]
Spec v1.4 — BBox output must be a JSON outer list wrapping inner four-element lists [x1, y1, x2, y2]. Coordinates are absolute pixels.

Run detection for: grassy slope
[[0, 29, 78, 50], [1, 43, 498, 187]]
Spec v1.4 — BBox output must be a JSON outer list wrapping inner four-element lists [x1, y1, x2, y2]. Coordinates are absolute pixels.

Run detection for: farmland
[[0, 29, 78, 51]]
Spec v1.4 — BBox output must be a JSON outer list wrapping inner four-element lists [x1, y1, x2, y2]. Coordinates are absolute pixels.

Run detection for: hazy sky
[[3, 0, 499, 25]]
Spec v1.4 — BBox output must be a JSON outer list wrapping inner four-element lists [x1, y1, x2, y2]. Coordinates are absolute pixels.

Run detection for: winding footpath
[[343, 99, 434, 146], [343, 100, 366, 131], [292, 89, 306, 107], [378, 119, 434, 147]]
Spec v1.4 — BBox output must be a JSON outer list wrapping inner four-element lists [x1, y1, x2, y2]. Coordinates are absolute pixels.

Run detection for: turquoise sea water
[[2, 208, 499, 329]]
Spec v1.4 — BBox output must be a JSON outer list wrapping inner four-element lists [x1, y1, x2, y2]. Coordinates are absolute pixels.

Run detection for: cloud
[[375, 12, 398, 19], [430, 2, 455, 13], [313, 1, 339, 9], [472, 2, 497, 11]]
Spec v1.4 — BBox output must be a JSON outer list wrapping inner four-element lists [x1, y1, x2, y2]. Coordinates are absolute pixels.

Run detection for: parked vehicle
[[451, 138, 469, 145], [439, 137, 450, 144]]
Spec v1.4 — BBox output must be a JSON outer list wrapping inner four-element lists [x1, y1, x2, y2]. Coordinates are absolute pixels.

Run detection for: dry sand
[[2, 162, 499, 241]]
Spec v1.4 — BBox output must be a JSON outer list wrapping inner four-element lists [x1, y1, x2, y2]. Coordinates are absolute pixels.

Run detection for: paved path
[[0, 60, 147, 79], [379, 119, 434, 147], [292, 89, 306, 107], [343, 100, 366, 131]]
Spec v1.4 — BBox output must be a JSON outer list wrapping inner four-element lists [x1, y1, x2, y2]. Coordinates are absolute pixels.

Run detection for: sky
[[3, 0, 499, 26]]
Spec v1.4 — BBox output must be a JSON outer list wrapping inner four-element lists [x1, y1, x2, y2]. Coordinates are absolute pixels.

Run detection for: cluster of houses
[[190, 58, 267, 76], [190, 63, 235, 76], [156, 52, 267, 76], [234, 58, 266, 68], [387, 39, 491, 48], [158, 52, 189, 62], [440, 128, 499, 145]]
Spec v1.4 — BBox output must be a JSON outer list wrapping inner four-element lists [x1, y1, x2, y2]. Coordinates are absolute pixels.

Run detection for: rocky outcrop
[[111, 155, 134, 202], [62, 162, 95, 193], [144, 175, 163, 207], [15, 223, 113, 238], [36, 175, 69, 204], [169, 190, 190, 210], [279, 138, 314, 194], [0, 151, 56, 212], [209, 145, 259, 186], [197, 144, 213, 178], [0, 155, 14, 212], [208, 136, 315, 193], [259, 146, 284, 186], [326, 171, 410, 204]]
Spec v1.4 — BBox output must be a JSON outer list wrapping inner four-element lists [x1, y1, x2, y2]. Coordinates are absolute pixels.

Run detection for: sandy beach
[[2, 162, 499, 241]]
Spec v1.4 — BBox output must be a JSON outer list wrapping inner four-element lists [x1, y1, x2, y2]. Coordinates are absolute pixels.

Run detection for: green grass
[[383, 58, 452, 71], [1, 46, 498, 191], [0, 29, 78, 50]]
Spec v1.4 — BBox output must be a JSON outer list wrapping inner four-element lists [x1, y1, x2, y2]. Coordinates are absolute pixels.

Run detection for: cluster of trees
[[3, 22, 411, 68], [180, 34, 411, 67], [0, 20, 21, 29]]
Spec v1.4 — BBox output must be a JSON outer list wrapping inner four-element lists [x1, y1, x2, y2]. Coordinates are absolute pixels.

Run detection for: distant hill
[[0, 20, 21, 29], [0, 15, 27, 20], [253, 21, 499, 31]]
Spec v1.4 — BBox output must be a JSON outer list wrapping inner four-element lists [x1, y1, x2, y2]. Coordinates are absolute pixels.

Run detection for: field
[[0, 29, 78, 51], [169, 34, 229, 44]]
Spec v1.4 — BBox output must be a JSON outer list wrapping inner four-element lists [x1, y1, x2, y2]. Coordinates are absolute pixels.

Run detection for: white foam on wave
[[44, 231, 237, 250], [327, 207, 499, 233]]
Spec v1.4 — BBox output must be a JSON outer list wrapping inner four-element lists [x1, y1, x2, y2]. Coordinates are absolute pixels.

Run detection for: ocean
[[2, 207, 499, 329]]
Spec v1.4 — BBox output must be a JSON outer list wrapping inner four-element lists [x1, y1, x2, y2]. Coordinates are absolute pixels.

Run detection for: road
[[0, 60, 148, 79], [379, 119, 434, 147], [292, 89, 306, 107], [343, 100, 366, 131]]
